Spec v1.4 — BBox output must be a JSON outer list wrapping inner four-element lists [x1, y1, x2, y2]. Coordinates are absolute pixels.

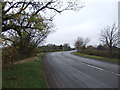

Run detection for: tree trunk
[[109, 47, 112, 58]]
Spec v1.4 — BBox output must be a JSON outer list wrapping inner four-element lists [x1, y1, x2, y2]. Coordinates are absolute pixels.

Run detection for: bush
[[79, 48, 119, 59], [2, 46, 38, 65], [2, 46, 20, 64]]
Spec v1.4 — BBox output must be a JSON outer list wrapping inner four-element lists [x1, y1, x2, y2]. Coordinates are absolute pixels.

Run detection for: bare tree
[[74, 37, 90, 52], [63, 43, 71, 51], [82, 38, 90, 48], [100, 23, 118, 56]]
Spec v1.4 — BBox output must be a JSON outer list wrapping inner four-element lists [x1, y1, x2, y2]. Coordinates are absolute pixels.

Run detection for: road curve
[[43, 51, 119, 88]]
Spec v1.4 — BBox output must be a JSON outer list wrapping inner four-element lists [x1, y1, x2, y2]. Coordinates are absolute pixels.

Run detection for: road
[[43, 51, 119, 88]]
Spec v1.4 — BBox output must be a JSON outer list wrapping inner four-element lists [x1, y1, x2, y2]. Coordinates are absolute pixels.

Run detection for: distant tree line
[[38, 43, 73, 52]]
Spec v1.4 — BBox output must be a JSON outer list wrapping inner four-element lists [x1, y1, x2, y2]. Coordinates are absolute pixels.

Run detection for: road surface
[[43, 51, 119, 88]]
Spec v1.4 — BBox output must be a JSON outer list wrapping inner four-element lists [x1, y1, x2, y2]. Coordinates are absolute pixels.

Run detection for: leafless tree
[[63, 43, 70, 50], [100, 23, 118, 56], [74, 37, 90, 52]]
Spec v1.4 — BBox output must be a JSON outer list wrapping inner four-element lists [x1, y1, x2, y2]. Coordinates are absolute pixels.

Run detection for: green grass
[[2, 53, 48, 88], [73, 52, 119, 63]]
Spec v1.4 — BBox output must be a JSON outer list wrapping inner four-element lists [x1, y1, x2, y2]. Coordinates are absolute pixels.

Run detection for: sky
[[45, 0, 118, 48]]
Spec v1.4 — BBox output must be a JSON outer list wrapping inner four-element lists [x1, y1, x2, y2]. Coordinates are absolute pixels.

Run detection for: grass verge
[[2, 53, 48, 88], [73, 52, 119, 64]]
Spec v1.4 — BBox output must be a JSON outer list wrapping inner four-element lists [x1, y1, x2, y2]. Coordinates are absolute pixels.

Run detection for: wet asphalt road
[[43, 51, 119, 88]]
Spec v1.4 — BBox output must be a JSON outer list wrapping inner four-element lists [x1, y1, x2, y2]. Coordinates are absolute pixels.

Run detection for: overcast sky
[[45, 0, 118, 47]]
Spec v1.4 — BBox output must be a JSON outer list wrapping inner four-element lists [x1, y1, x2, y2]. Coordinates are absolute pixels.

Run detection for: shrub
[[2, 46, 20, 64], [79, 48, 119, 59], [2, 46, 37, 65]]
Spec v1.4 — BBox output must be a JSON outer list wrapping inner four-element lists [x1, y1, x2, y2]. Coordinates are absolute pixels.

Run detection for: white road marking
[[61, 53, 120, 77], [111, 72, 120, 76], [87, 64, 104, 71]]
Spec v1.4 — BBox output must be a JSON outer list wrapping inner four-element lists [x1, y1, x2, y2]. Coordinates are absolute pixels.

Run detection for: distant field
[[2, 53, 48, 88], [73, 52, 119, 64]]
